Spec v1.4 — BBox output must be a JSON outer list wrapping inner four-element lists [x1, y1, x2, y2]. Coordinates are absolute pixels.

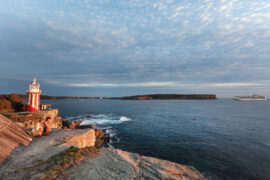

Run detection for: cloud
[[58, 81, 268, 89], [0, 0, 270, 96]]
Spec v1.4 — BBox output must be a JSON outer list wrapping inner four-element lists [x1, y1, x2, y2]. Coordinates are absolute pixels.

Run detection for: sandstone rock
[[90, 124, 96, 129], [64, 129, 96, 148], [68, 121, 76, 129], [62, 120, 76, 129], [0, 128, 97, 178], [74, 121, 81, 126], [95, 129, 105, 148], [66, 148, 207, 180], [0, 128, 206, 180], [0, 115, 32, 163], [62, 120, 69, 128], [31, 122, 44, 137], [4, 109, 62, 130], [114, 149, 207, 180], [43, 121, 52, 135]]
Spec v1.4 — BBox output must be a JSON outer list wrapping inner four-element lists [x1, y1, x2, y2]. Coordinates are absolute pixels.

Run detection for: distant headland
[[110, 94, 217, 100], [1, 93, 217, 101]]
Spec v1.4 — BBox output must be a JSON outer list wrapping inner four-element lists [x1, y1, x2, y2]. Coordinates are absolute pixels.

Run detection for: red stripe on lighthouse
[[30, 93, 32, 106], [35, 93, 37, 109]]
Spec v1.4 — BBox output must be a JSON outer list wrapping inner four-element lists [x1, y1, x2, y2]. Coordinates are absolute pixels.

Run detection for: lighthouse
[[27, 78, 42, 112]]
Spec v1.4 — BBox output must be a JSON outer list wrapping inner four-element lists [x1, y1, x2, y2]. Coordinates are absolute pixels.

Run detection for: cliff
[[2, 109, 62, 130], [0, 115, 32, 163]]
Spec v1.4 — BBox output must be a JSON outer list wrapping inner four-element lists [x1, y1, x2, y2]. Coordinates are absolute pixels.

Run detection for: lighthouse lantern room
[[27, 78, 42, 112]]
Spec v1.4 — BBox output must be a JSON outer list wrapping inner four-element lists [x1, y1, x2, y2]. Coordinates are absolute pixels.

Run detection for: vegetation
[[1, 112, 43, 123], [0, 94, 26, 113], [15, 146, 100, 180], [95, 129, 105, 148]]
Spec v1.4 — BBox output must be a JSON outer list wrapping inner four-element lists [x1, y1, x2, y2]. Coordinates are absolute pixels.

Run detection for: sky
[[0, 0, 270, 97]]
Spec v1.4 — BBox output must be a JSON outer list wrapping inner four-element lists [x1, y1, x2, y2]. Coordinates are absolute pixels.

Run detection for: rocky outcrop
[[62, 120, 76, 129], [115, 149, 206, 180], [0, 115, 32, 163], [0, 128, 206, 180], [0, 128, 97, 179], [4, 109, 62, 131], [67, 148, 206, 180], [64, 129, 96, 148]]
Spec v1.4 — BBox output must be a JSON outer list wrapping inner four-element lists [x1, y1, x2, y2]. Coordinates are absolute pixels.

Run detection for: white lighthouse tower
[[27, 78, 42, 112]]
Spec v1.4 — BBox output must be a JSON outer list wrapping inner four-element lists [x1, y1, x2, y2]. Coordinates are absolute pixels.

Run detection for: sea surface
[[41, 99, 270, 180]]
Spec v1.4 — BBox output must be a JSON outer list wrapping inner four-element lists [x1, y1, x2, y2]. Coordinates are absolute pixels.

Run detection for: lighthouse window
[[31, 85, 39, 89]]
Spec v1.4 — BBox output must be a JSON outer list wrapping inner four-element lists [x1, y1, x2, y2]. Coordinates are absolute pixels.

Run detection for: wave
[[120, 116, 132, 121], [76, 114, 132, 126], [64, 114, 132, 126], [64, 114, 131, 147]]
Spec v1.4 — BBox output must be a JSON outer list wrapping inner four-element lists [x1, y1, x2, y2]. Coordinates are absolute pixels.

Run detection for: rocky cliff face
[[0, 115, 32, 163], [4, 109, 62, 131]]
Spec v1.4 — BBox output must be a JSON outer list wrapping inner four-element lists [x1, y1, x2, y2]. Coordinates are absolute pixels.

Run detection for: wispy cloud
[[0, 0, 270, 96]]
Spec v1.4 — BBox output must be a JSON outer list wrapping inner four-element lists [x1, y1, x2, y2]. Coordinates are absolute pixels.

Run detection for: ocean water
[[41, 99, 270, 180]]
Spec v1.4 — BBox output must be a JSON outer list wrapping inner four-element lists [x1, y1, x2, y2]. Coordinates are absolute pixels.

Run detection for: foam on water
[[64, 114, 131, 146], [76, 115, 132, 125], [120, 116, 132, 121], [64, 114, 132, 126]]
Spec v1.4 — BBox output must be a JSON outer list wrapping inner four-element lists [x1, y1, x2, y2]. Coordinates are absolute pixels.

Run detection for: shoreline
[[0, 110, 207, 179], [0, 128, 206, 180]]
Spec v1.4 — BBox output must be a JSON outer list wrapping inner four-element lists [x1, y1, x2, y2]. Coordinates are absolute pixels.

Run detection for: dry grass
[[15, 146, 100, 180], [32, 146, 100, 180], [1, 112, 43, 123], [39, 146, 99, 180]]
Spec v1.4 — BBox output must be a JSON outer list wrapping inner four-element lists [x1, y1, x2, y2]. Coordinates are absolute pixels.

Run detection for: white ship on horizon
[[234, 94, 267, 101]]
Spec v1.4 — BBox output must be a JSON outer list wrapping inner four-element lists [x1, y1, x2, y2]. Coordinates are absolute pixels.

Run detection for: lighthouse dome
[[29, 78, 40, 91]]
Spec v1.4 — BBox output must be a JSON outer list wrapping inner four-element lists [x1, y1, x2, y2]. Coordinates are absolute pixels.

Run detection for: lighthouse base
[[27, 105, 39, 112]]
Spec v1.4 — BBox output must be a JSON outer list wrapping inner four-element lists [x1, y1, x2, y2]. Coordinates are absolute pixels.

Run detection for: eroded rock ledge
[[67, 148, 207, 180]]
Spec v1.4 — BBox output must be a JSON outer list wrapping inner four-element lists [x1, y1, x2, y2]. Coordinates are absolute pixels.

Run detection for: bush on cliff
[[0, 98, 13, 113], [15, 146, 100, 180], [0, 94, 26, 113]]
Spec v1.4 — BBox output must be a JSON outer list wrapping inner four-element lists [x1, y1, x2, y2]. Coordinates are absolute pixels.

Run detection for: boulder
[[64, 129, 96, 148], [30, 122, 44, 137], [94, 129, 105, 148], [62, 120, 76, 129], [68, 121, 76, 129], [74, 121, 81, 126]]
